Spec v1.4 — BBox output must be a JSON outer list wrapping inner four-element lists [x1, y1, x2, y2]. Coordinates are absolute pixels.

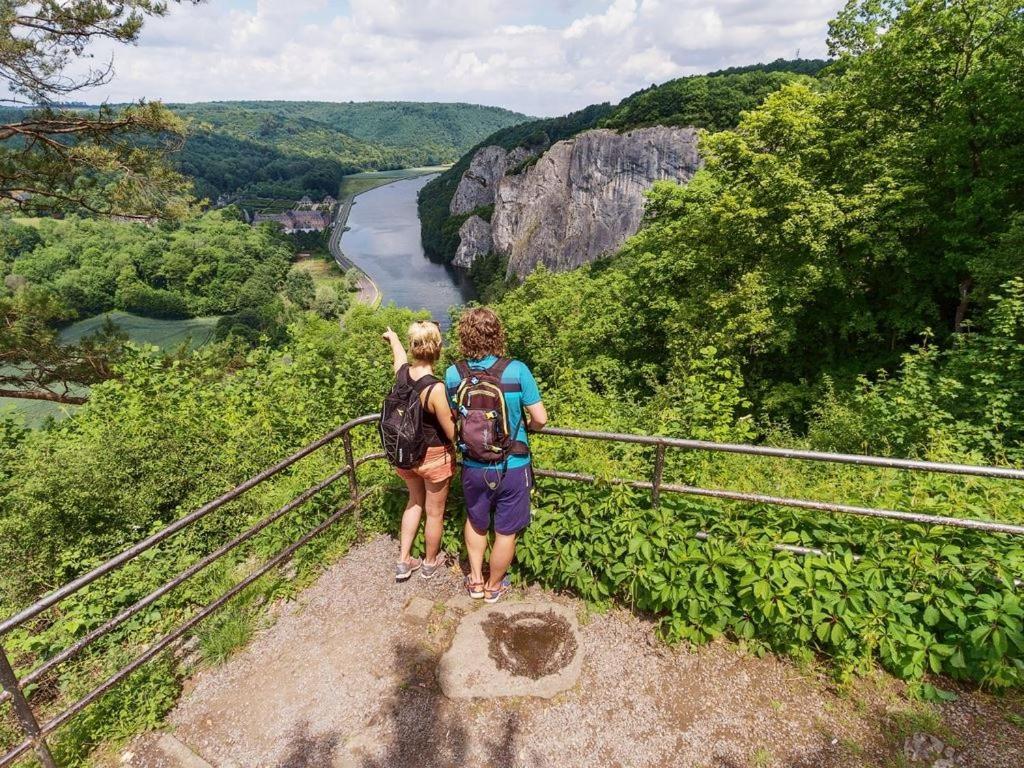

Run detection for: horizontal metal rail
[[36, 489, 376, 744], [539, 425, 1024, 480], [0, 413, 378, 638], [531, 467, 1024, 536], [0, 414, 380, 768], [3, 412, 1023, 767]]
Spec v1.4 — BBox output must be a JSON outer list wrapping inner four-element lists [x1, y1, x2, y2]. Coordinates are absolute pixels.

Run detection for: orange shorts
[[395, 445, 455, 484]]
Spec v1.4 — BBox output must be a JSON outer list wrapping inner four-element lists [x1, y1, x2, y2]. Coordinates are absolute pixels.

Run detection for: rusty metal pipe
[[538, 426, 1024, 480], [0, 648, 56, 768], [0, 414, 378, 637], [34, 489, 375, 745]]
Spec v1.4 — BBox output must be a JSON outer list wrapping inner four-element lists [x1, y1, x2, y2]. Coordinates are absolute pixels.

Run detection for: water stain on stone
[[481, 610, 578, 680]]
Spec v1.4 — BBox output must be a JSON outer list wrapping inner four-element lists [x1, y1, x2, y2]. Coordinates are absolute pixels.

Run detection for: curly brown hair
[[457, 306, 506, 360]]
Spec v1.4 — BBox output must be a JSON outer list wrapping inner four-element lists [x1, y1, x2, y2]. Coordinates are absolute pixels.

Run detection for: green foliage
[[284, 267, 316, 310], [466, 251, 511, 304], [601, 69, 815, 132], [6, 210, 292, 319]]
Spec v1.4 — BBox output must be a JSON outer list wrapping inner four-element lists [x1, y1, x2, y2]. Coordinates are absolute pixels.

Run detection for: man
[[446, 307, 547, 603]]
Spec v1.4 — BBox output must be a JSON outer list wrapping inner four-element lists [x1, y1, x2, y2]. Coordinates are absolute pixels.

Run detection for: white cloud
[[72, 0, 845, 116]]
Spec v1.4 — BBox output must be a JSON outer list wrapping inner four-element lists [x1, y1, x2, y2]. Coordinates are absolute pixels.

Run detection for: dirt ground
[[119, 536, 1024, 768]]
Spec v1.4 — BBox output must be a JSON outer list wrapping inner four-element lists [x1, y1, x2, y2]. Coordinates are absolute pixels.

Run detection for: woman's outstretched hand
[[382, 327, 407, 372]]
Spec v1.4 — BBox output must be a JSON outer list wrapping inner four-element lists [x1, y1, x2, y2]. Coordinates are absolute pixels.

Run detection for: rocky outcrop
[[450, 145, 533, 215], [453, 215, 492, 268], [491, 127, 700, 278]]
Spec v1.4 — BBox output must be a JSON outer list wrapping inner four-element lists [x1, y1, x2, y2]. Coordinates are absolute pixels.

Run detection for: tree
[[284, 267, 316, 309], [1, 1, 195, 219], [0, 286, 124, 403]]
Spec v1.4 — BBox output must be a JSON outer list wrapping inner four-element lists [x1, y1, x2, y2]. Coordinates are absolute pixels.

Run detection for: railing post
[[342, 431, 361, 538], [0, 646, 58, 768], [651, 442, 666, 509]]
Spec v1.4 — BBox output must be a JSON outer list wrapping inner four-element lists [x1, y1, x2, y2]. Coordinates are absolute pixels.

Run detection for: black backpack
[[379, 365, 441, 469]]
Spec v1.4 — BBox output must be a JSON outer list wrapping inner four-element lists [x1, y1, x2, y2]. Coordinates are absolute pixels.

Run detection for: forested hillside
[[169, 101, 529, 200], [418, 59, 825, 264]]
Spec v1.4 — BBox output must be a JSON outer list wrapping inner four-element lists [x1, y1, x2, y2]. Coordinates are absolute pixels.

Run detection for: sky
[[77, 0, 847, 117]]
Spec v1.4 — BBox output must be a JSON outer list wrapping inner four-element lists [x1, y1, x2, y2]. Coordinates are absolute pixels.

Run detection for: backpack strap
[[487, 358, 530, 457], [455, 360, 472, 380], [411, 373, 440, 394], [487, 357, 522, 393]]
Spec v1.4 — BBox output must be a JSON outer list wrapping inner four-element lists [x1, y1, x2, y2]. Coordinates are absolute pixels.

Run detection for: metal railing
[[2, 413, 1023, 766]]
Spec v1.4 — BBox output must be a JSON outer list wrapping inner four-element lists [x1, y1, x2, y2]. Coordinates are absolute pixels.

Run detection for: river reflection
[[340, 174, 476, 328]]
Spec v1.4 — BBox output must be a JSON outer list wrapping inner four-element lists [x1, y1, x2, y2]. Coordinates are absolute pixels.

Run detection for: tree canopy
[[0, 1, 194, 218]]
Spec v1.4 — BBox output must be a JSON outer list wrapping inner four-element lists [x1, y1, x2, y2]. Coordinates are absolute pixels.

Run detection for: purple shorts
[[462, 464, 533, 535]]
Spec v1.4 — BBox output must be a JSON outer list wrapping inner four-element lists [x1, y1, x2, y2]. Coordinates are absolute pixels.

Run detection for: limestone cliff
[[449, 127, 700, 276], [494, 127, 700, 277], [449, 146, 533, 215], [453, 215, 492, 268]]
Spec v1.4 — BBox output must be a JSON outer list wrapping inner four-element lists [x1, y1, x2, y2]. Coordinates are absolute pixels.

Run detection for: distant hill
[[166, 101, 531, 201], [0, 101, 532, 204], [418, 59, 828, 264], [176, 101, 531, 153]]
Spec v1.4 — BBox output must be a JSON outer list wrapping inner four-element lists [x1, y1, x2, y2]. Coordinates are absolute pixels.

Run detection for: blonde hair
[[407, 321, 442, 363]]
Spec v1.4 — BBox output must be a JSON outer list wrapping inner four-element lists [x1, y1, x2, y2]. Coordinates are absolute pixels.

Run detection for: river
[[340, 174, 475, 327]]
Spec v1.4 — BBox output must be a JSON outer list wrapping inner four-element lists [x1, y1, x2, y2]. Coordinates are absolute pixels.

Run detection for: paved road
[[328, 196, 380, 307]]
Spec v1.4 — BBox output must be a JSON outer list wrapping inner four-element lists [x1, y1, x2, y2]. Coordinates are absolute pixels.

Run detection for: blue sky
[[80, 0, 846, 116]]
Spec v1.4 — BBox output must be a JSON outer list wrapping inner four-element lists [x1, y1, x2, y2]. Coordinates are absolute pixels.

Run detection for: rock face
[[449, 145, 533, 215], [492, 127, 700, 278], [453, 214, 492, 268]]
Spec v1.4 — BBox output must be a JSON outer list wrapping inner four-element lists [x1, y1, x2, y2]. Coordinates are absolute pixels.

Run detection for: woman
[[444, 307, 547, 603], [382, 321, 456, 581]]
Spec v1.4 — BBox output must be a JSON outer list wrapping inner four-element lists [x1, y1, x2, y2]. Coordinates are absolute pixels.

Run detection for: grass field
[[338, 166, 449, 199], [1, 312, 219, 427], [292, 255, 353, 293], [59, 311, 219, 348]]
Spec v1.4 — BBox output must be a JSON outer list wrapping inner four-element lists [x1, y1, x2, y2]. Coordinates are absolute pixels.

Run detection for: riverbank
[[329, 167, 449, 308]]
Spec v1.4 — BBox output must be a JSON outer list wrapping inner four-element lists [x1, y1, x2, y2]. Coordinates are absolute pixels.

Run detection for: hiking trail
[[117, 537, 1022, 768]]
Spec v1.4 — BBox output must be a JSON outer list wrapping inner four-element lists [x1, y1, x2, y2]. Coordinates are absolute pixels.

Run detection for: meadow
[[0, 312, 219, 427]]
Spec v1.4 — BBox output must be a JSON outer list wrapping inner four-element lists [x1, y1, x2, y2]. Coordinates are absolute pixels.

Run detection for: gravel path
[[119, 536, 1023, 768]]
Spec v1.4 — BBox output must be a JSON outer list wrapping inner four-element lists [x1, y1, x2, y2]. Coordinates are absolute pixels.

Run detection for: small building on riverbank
[[252, 210, 330, 233]]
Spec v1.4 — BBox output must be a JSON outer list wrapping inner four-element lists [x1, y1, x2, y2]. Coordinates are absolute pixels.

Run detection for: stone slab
[[402, 596, 435, 625], [437, 601, 582, 699]]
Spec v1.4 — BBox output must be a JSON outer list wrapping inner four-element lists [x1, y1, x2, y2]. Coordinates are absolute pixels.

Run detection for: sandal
[[463, 575, 485, 599], [484, 576, 512, 604]]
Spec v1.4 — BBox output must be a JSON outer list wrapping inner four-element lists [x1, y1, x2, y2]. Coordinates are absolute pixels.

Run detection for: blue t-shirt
[[445, 356, 541, 469]]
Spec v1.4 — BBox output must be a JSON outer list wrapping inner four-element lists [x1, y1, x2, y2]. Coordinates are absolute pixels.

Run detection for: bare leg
[[423, 478, 450, 565], [464, 518, 488, 585], [486, 533, 517, 590], [398, 475, 426, 563]]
